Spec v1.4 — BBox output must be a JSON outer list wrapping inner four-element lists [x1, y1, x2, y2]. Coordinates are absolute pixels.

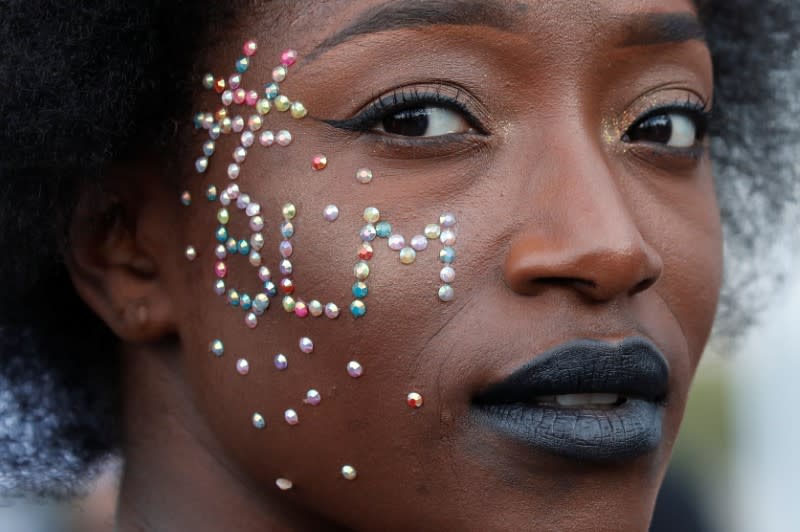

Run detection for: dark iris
[[628, 115, 672, 143], [382, 109, 430, 136]]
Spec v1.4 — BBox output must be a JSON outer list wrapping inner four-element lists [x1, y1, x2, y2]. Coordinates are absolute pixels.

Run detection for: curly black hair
[[0, 0, 797, 499]]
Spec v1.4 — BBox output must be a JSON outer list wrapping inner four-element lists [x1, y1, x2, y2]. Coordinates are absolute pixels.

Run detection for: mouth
[[471, 337, 670, 462]]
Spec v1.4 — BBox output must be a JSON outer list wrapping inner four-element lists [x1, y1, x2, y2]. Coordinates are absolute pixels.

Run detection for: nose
[[503, 170, 663, 303]]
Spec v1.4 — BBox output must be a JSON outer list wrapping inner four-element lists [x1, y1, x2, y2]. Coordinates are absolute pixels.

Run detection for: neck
[[115, 343, 330, 531]]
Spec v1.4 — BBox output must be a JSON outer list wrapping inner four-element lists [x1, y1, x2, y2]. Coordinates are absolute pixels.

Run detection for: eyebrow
[[307, 0, 706, 60]]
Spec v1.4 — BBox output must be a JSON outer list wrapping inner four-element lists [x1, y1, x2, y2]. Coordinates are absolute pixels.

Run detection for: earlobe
[[66, 193, 177, 343]]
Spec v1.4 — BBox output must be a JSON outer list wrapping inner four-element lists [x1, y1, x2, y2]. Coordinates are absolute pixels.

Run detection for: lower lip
[[472, 399, 664, 461]]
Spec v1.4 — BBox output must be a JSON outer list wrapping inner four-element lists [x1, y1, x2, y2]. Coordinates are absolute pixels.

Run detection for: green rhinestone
[[256, 98, 271, 115], [282, 295, 296, 312], [282, 203, 296, 220], [350, 300, 366, 318], [217, 208, 230, 225], [375, 221, 392, 238]]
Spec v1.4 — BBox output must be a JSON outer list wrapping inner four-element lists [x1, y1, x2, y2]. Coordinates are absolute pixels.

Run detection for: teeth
[[554, 393, 620, 407]]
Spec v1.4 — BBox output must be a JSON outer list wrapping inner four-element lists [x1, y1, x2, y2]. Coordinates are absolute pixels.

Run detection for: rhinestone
[[246, 90, 259, 106], [350, 300, 366, 318], [248, 251, 262, 267], [221, 90, 234, 106], [206, 185, 218, 201], [324, 303, 340, 319], [304, 389, 321, 406], [240, 293, 253, 310], [185, 246, 197, 261], [440, 266, 455, 283], [236, 56, 249, 73], [290, 101, 307, 119], [279, 240, 293, 258], [354, 261, 370, 280], [352, 281, 369, 298], [281, 220, 294, 238], [341, 465, 357, 481], [264, 282, 277, 297], [215, 244, 227, 259], [202, 73, 215, 90], [438, 285, 455, 302], [282, 296, 296, 312], [282, 203, 296, 220], [299, 337, 314, 354], [214, 261, 227, 278], [363, 207, 380, 223], [249, 216, 264, 232], [311, 154, 327, 170], [226, 238, 238, 254], [245, 312, 258, 329], [214, 280, 226, 296], [272, 65, 287, 82], [264, 82, 280, 100], [227, 289, 240, 307], [279, 259, 293, 276], [399, 247, 416, 264], [440, 247, 456, 263], [295, 300, 309, 318], [274, 95, 291, 112], [276, 130, 293, 146], [214, 108, 228, 122], [239, 132, 254, 148], [232, 115, 245, 132], [346, 360, 363, 378], [237, 194, 251, 209], [203, 139, 216, 156], [318, 204, 339, 222], [209, 339, 224, 357], [253, 294, 269, 313], [236, 358, 250, 375], [219, 191, 230, 205], [220, 117, 232, 134], [280, 48, 298, 66], [274, 354, 288, 370], [217, 208, 230, 225], [226, 184, 240, 199], [309, 300, 323, 317], [195, 157, 208, 173], [407, 392, 424, 408], [246, 202, 261, 217], [280, 278, 295, 295], [233, 146, 247, 164], [360, 224, 377, 242], [252, 233, 265, 251], [410, 235, 428, 251], [234, 89, 246, 105], [276, 478, 293, 491], [424, 224, 441, 239], [209, 124, 221, 139], [247, 114, 262, 131], [259, 130, 275, 146], [252, 413, 266, 429], [227, 163, 240, 180], [388, 235, 405, 250], [256, 98, 271, 115], [358, 243, 374, 260], [373, 221, 390, 238], [355, 168, 373, 184], [238, 239, 250, 255], [243, 39, 258, 56], [228, 73, 241, 89], [258, 264, 272, 282], [440, 229, 456, 246]]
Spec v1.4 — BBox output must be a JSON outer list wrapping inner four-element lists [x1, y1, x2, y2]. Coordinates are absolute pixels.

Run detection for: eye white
[[375, 107, 471, 137], [667, 113, 696, 148]]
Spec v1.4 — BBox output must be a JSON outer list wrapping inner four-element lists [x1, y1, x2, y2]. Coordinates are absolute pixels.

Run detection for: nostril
[[631, 276, 657, 295], [535, 277, 597, 290]]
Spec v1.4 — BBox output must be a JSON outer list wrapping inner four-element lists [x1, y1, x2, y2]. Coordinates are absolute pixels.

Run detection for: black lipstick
[[471, 337, 670, 462]]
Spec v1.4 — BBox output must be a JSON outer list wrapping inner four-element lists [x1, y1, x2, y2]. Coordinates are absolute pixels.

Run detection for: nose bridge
[[503, 128, 663, 301]]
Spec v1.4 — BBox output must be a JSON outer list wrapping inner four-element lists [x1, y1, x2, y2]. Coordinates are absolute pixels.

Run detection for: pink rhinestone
[[284, 409, 299, 425], [347, 361, 363, 378], [245, 313, 258, 329], [280, 240, 293, 258], [243, 40, 258, 56], [246, 202, 261, 216], [228, 74, 241, 90], [236, 358, 250, 375], [304, 389, 321, 406], [411, 235, 428, 251], [233, 88, 246, 104], [246, 90, 259, 106], [388, 235, 405, 251], [232, 116, 244, 133], [324, 303, 340, 319], [214, 262, 227, 278], [259, 130, 275, 146], [311, 154, 327, 171], [299, 337, 314, 354], [280, 48, 298, 66], [276, 130, 292, 146], [294, 301, 309, 318]]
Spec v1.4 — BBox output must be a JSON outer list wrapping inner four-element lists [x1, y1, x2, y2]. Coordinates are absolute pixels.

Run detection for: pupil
[[636, 115, 672, 143], [382, 109, 430, 136]]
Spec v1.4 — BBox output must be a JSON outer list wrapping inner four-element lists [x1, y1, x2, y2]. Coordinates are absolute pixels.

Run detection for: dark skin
[[67, 0, 720, 530]]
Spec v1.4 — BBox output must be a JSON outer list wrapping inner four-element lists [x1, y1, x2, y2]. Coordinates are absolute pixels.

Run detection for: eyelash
[[623, 99, 712, 143], [324, 85, 487, 135]]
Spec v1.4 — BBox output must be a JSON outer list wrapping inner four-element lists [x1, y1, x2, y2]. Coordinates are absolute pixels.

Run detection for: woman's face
[[145, 0, 719, 528]]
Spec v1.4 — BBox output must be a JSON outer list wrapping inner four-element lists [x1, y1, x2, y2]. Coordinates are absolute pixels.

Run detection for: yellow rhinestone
[[274, 95, 291, 112], [214, 108, 228, 122], [221, 117, 232, 134], [363, 207, 380, 224], [399, 247, 416, 264], [256, 98, 271, 115], [424, 224, 441, 239], [354, 261, 370, 281], [217, 208, 230, 225], [290, 101, 308, 119], [282, 203, 297, 219]]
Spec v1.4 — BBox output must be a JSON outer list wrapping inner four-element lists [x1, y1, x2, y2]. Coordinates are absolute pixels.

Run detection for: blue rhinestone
[[440, 247, 456, 263], [281, 221, 294, 239], [193, 113, 204, 128], [240, 293, 252, 310], [215, 226, 228, 242], [352, 282, 369, 298], [206, 185, 218, 201], [209, 124, 221, 140], [264, 281, 277, 297], [238, 239, 250, 255], [226, 238, 238, 254], [236, 56, 250, 73], [264, 82, 279, 100], [253, 294, 269, 313], [375, 221, 392, 238], [350, 300, 366, 318]]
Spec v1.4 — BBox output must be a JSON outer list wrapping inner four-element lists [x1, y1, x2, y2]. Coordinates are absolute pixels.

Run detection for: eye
[[375, 106, 472, 137], [623, 106, 709, 148]]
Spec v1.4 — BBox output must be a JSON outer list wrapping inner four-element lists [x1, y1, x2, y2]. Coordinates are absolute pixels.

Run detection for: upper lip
[[473, 336, 670, 405]]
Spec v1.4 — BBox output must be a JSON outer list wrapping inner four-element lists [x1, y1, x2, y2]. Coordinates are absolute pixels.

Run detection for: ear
[[66, 177, 177, 343]]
